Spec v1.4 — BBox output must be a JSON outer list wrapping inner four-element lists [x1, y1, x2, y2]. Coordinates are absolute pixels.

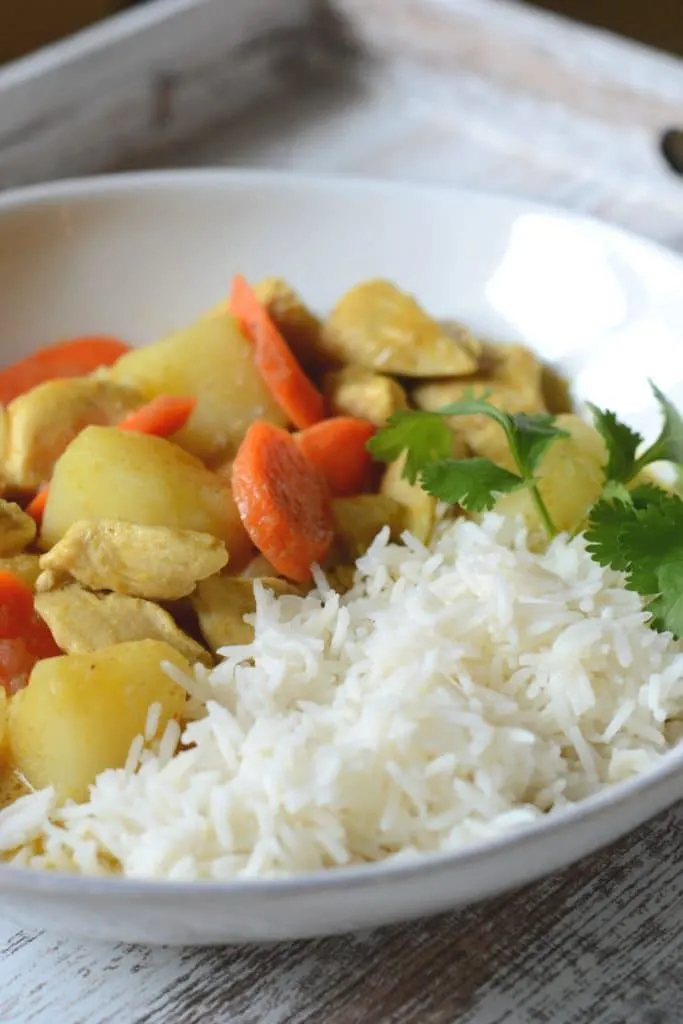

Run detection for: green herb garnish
[[368, 379, 683, 639]]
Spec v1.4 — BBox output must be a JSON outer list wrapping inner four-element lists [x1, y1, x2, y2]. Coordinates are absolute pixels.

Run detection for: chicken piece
[[2, 378, 142, 491], [254, 277, 329, 375], [323, 366, 408, 427], [320, 280, 481, 378], [192, 575, 300, 650], [330, 495, 406, 561], [412, 342, 546, 457], [0, 553, 41, 588], [0, 499, 36, 556], [38, 520, 228, 600], [35, 585, 212, 666]]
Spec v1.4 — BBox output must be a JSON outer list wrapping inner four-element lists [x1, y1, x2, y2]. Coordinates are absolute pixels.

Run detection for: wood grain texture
[[3, 0, 683, 1021]]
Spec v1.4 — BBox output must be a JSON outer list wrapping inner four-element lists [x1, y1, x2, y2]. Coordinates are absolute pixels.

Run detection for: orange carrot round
[[230, 274, 324, 429], [0, 336, 130, 405], [295, 417, 377, 497], [25, 487, 49, 525], [231, 421, 334, 582], [117, 395, 197, 437], [0, 572, 60, 694]]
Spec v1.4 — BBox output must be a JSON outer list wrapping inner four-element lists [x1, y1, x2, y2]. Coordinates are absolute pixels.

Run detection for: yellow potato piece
[[0, 554, 41, 588], [39, 519, 228, 600], [110, 310, 287, 462], [35, 585, 212, 666], [192, 575, 299, 650], [321, 280, 481, 378], [40, 426, 251, 566], [1, 378, 141, 491], [7, 640, 188, 802], [0, 499, 36, 556], [494, 414, 607, 534], [380, 455, 437, 544], [330, 495, 406, 561], [254, 277, 328, 375], [323, 366, 408, 427]]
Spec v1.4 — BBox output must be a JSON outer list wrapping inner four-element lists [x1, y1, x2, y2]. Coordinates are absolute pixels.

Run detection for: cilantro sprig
[[368, 398, 569, 537], [367, 378, 683, 640]]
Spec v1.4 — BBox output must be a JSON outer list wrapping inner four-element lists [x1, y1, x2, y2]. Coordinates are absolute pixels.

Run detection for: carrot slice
[[117, 395, 197, 437], [230, 274, 324, 429], [295, 417, 377, 497], [0, 336, 130, 405], [231, 421, 334, 582], [25, 488, 49, 526], [0, 572, 60, 694], [0, 572, 35, 636]]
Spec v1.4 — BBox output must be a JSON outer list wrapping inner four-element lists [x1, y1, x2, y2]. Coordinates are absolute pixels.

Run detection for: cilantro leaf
[[631, 382, 683, 475], [508, 413, 569, 475], [649, 560, 683, 637], [586, 490, 683, 637], [587, 405, 643, 483], [599, 480, 632, 504], [584, 498, 634, 573], [420, 458, 526, 512], [366, 410, 452, 484]]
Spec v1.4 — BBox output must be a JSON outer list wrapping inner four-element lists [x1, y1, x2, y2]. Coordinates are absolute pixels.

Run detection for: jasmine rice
[[3, 513, 683, 880]]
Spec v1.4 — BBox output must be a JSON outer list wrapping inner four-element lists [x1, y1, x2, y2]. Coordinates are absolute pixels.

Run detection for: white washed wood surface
[[3, 1, 683, 1022]]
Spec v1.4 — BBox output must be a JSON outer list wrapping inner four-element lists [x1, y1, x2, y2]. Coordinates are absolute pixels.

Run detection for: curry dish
[[0, 274, 588, 813]]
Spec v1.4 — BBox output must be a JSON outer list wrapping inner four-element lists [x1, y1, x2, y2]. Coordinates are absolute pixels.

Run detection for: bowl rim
[[1, 166, 682, 899]]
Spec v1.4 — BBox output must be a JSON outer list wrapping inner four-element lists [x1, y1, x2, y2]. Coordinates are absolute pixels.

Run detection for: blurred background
[[2, 0, 683, 64]]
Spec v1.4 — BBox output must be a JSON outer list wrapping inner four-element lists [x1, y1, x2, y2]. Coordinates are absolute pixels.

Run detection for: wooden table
[[2, 1, 683, 1021]]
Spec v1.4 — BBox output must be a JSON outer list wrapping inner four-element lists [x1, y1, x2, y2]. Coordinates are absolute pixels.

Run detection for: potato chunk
[[331, 495, 406, 560], [380, 456, 436, 545], [1, 378, 142, 491], [0, 499, 36, 556], [321, 280, 480, 377], [40, 426, 251, 566], [35, 585, 212, 666], [494, 414, 607, 534], [323, 366, 408, 427], [39, 520, 228, 600], [7, 640, 188, 802], [254, 277, 328, 375], [0, 554, 41, 588], [109, 310, 286, 462], [192, 576, 299, 650]]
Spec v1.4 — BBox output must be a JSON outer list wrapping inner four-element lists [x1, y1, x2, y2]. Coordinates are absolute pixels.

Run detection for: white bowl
[[2, 170, 683, 946]]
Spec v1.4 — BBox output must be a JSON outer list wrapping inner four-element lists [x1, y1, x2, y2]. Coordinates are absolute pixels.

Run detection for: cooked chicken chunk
[[35, 585, 212, 666], [254, 277, 329, 375], [0, 499, 36, 556], [192, 576, 299, 649], [0, 553, 41, 587], [321, 280, 481, 378], [412, 342, 547, 459], [323, 366, 408, 427], [2, 378, 142, 491], [38, 520, 229, 600]]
